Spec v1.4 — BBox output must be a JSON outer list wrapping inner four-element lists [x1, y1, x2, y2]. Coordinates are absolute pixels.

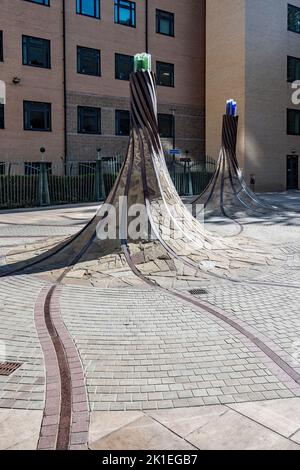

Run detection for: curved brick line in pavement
[[34, 284, 89, 450], [123, 245, 300, 398]]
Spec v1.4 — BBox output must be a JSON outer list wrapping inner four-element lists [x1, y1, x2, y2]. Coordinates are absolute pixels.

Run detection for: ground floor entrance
[[287, 155, 299, 190]]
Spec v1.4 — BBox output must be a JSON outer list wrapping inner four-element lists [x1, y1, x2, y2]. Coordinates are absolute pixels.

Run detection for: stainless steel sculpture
[[0, 65, 279, 282], [194, 107, 276, 218]]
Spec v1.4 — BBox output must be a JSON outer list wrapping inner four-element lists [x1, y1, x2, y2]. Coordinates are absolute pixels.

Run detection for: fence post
[[95, 159, 105, 201], [38, 161, 50, 206]]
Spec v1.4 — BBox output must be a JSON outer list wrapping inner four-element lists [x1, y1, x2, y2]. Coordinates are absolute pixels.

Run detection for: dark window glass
[[287, 109, 300, 135], [156, 61, 174, 87], [0, 163, 5, 175], [288, 4, 300, 33], [77, 46, 101, 76], [22, 35, 50, 68], [114, 0, 136, 27], [24, 162, 52, 175], [115, 110, 130, 136], [78, 106, 101, 134], [78, 162, 96, 174], [115, 53, 134, 80], [24, 101, 51, 131], [156, 9, 174, 36], [0, 31, 3, 62], [158, 114, 174, 138], [76, 0, 100, 18], [24, 0, 50, 5], [288, 56, 300, 82], [0, 104, 4, 129]]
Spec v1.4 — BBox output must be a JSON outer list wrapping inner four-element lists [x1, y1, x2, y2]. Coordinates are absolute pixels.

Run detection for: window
[[158, 114, 174, 138], [76, 0, 100, 19], [156, 61, 174, 87], [24, 101, 51, 131], [287, 109, 300, 135], [115, 53, 134, 80], [288, 56, 300, 82], [114, 0, 136, 27], [156, 9, 174, 37], [78, 162, 96, 175], [22, 36, 50, 68], [0, 104, 4, 129], [78, 106, 101, 134], [115, 110, 130, 136], [77, 46, 101, 76], [24, 162, 52, 175], [0, 31, 3, 62], [288, 4, 300, 33], [24, 0, 50, 5]]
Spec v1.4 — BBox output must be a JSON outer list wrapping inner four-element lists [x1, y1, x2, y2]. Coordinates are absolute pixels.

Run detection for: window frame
[[77, 106, 101, 135], [115, 53, 134, 81], [287, 108, 300, 135], [23, 101, 52, 132], [288, 3, 300, 34], [114, 0, 136, 28], [76, 0, 100, 19], [0, 104, 4, 129], [22, 35, 51, 69], [156, 61, 175, 87], [287, 55, 300, 82], [115, 109, 130, 136], [156, 9, 174, 37], [77, 45, 101, 76], [23, 0, 50, 6], [0, 31, 3, 62], [158, 113, 174, 138]]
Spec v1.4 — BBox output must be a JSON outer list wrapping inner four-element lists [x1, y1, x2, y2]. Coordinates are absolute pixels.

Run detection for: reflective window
[[76, 0, 100, 19], [24, 101, 52, 131], [115, 53, 134, 80], [115, 110, 130, 135], [156, 9, 174, 37], [77, 46, 101, 76], [78, 106, 101, 134], [22, 36, 51, 68], [156, 61, 174, 87], [114, 0, 136, 27]]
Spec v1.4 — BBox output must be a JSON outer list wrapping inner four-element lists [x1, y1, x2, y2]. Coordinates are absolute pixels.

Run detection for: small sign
[[169, 149, 181, 156]]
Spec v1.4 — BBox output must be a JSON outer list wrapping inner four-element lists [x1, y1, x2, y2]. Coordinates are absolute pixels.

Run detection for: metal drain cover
[[0, 362, 22, 376], [189, 288, 208, 295]]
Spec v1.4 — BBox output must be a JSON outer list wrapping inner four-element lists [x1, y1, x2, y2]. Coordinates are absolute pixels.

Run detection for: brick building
[[1, 0, 300, 191]]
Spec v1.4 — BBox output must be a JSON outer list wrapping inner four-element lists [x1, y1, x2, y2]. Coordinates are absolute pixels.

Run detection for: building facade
[[0, 0, 205, 166], [206, 0, 300, 192], [1, 0, 300, 191]]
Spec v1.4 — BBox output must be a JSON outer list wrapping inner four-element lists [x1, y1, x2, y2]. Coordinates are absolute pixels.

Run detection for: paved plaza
[[1, 194, 300, 450]]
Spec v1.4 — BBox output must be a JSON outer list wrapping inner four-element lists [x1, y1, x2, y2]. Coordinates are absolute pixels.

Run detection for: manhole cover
[[189, 288, 208, 295], [0, 362, 22, 376]]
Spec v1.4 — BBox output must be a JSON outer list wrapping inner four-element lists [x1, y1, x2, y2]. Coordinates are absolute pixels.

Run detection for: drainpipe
[[62, 0, 67, 170], [145, 0, 149, 53]]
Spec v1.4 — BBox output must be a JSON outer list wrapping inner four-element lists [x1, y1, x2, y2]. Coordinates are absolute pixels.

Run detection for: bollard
[[95, 159, 105, 201], [38, 161, 50, 206]]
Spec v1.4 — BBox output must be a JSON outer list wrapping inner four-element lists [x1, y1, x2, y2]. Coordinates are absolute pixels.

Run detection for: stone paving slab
[[88, 399, 300, 450], [0, 409, 42, 450]]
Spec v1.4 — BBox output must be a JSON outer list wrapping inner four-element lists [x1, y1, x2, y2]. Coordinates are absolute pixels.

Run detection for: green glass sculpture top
[[134, 53, 152, 72]]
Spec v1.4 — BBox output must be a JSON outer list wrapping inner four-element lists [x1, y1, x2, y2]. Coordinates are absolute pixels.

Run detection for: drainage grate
[[0, 362, 22, 376], [189, 288, 208, 296]]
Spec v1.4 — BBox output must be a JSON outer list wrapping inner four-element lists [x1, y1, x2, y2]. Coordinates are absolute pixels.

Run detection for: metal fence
[[0, 156, 216, 209]]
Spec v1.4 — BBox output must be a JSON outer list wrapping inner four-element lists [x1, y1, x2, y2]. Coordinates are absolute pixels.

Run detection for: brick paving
[[60, 285, 295, 411]]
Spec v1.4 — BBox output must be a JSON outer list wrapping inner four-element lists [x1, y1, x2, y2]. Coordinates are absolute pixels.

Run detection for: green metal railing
[[0, 156, 215, 209]]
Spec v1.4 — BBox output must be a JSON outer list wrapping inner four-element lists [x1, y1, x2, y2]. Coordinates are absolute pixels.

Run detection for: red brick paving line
[[34, 284, 89, 450]]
